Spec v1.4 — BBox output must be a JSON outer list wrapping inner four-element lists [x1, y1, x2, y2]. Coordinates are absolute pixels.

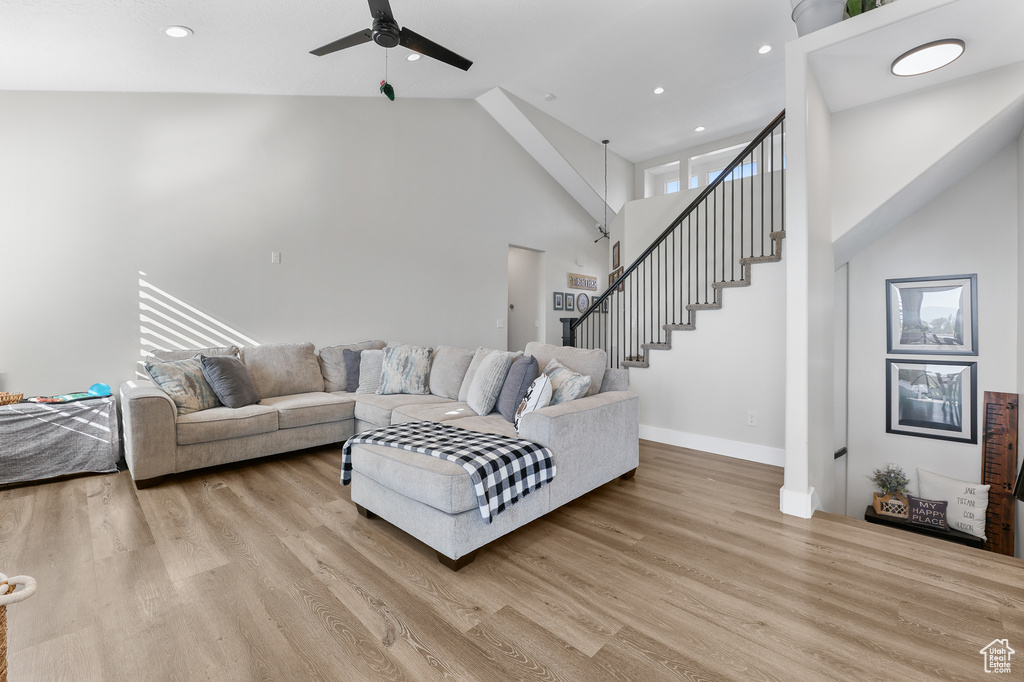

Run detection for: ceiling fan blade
[[310, 29, 373, 56], [399, 27, 472, 71], [367, 0, 395, 23]]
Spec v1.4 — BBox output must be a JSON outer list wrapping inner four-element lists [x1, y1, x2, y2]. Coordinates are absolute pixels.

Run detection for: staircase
[[569, 111, 786, 368]]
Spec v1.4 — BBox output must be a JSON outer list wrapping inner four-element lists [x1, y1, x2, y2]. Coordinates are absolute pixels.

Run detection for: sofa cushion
[[391, 401, 476, 425], [356, 349, 384, 394], [496, 355, 539, 422], [352, 393, 450, 428], [318, 340, 387, 392], [199, 354, 260, 409], [458, 348, 523, 402], [525, 342, 606, 398], [349, 442, 478, 514], [448, 414, 520, 440], [145, 358, 221, 416], [176, 404, 279, 445], [429, 346, 474, 400], [544, 358, 592, 405], [150, 345, 240, 363], [378, 345, 432, 395], [242, 342, 325, 399], [259, 392, 355, 429], [467, 351, 515, 416]]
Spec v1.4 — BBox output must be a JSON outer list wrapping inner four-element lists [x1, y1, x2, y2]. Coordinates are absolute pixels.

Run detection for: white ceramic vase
[[790, 0, 846, 36]]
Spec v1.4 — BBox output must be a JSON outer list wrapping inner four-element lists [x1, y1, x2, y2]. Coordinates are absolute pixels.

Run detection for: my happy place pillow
[[917, 468, 989, 539], [906, 494, 948, 531]]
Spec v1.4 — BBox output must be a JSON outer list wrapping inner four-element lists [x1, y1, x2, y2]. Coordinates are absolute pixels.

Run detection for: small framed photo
[[565, 293, 575, 312], [612, 241, 621, 270], [886, 358, 977, 444], [886, 274, 976, 355], [553, 292, 564, 311]]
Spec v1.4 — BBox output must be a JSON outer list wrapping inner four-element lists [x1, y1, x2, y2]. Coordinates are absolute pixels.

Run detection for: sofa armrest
[[600, 368, 629, 393], [518, 390, 639, 507], [120, 379, 178, 481]]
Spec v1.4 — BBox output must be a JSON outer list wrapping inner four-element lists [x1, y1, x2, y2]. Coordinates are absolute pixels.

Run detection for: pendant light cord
[[596, 140, 610, 242]]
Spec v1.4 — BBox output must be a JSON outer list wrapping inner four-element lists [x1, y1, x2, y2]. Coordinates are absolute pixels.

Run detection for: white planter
[[790, 0, 846, 36]]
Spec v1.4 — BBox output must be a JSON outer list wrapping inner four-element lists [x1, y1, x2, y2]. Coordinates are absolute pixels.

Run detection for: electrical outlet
[[271, 251, 281, 264], [746, 410, 758, 427], [497, 319, 504, 328]]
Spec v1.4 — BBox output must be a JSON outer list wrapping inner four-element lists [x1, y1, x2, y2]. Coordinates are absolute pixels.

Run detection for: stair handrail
[[572, 109, 785, 334]]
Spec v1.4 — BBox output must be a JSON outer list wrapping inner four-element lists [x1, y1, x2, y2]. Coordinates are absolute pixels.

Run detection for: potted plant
[[870, 464, 910, 518]]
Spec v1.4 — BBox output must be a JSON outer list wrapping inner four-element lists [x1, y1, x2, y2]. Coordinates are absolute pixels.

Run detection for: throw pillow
[[544, 358, 592, 405], [524, 342, 607, 398], [377, 345, 433, 395], [458, 348, 523, 402], [317, 340, 387, 392], [149, 345, 240, 363], [514, 374, 553, 431], [496, 355, 540, 422], [241, 342, 324, 399], [199, 354, 260, 409], [918, 468, 990, 539], [906, 495, 948, 531], [429, 346, 475, 400], [341, 349, 362, 393], [145, 358, 220, 416], [467, 351, 515, 416], [356, 349, 385, 395]]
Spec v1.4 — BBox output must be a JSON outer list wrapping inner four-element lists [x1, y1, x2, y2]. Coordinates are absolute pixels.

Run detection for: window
[[665, 179, 680, 194], [688, 135, 784, 189], [643, 160, 680, 198]]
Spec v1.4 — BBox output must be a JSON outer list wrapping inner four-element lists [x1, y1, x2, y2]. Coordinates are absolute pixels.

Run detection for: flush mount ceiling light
[[694, 126, 706, 132], [406, 53, 420, 61], [758, 44, 772, 54], [164, 25, 193, 38], [891, 39, 965, 76], [653, 86, 665, 94]]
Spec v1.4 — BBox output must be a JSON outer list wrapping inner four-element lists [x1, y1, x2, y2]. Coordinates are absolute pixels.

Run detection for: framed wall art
[[886, 274, 976, 355], [577, 293, 590, 313], [565, 293, 575, 312], [612, 241, 621, 270], [885, 359, 977, 444], [553, 292, 564, 311]]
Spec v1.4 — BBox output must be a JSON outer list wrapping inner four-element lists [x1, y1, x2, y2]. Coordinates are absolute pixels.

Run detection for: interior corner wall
[[1017, 128, 1024, 558], [846, 144, 1019, 557], [0, 92, 606, 396]]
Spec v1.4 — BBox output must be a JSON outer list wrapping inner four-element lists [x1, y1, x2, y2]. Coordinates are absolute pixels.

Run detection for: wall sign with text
[[567, 273, 598, 291]]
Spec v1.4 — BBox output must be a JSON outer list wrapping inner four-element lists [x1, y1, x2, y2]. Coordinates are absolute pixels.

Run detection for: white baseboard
[[779, 486, 821, 519], [639, 424, 785, 467]]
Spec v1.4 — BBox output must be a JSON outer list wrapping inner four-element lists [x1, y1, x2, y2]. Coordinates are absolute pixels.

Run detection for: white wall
[[0, 92, 607, 396], [846, 146, 1018, 544]]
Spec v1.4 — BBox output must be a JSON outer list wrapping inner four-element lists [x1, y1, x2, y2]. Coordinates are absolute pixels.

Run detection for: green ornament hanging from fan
[[380, 79, 395, 101]]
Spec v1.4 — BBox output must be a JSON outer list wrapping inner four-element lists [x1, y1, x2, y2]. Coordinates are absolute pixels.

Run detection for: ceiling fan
[[310, 0, 473, 71]]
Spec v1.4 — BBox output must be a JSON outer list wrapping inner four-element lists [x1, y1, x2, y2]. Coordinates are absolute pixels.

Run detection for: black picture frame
[[885, 359, 977, 444], [612, 241, 620, 270], [886, 274, 977, 355], [565, 293, 575, 312], [553, 292, 563, 311]]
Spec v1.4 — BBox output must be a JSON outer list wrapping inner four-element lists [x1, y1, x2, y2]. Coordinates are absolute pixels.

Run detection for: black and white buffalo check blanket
[[341, 421, 556, 524]]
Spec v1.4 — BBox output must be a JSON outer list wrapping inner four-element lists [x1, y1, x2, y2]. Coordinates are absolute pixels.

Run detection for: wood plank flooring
[[1, 440, 1020, 681]]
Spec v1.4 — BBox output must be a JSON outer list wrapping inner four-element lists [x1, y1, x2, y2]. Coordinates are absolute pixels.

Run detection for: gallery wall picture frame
[[565, 293, 575, 312], [577, 293, 590, 313], [553, 292, 564, 311], [886, 274, 977, 355], [612, 241, 620, 270], [885, 358, 977, 444]]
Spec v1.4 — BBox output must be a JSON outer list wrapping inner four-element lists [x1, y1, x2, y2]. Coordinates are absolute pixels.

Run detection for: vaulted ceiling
[[0, 0, 797, 162]]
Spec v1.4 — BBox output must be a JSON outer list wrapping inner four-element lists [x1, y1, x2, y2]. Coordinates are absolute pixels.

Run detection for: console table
[[0, 396, 119, 487], [864, 506, 985, 549]]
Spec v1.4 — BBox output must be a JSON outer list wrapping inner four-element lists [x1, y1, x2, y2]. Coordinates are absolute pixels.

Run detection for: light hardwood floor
[[1, 441, 1021, 681]]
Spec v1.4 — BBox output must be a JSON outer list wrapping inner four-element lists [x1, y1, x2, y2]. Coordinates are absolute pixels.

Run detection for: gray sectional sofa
[[120, 340, 639, 568]]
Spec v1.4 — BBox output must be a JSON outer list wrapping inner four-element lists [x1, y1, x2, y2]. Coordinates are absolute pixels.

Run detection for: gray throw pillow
[[144, 358, 221, 416], [429, 346, 474, 400], [377, 345, 433, 395], [318, 340, 387, 392], [150, 345, 240, 363], [496, 355, 539, 422], [341, 349, 362, 393], [467, 351, 515, 416], [199, 355, 260, 409], [356, 349, 384, 394]]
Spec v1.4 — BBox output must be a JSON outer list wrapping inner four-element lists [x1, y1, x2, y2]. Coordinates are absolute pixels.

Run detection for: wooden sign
[[567, 273, 598, 291], [981, 391, 1017, 556]]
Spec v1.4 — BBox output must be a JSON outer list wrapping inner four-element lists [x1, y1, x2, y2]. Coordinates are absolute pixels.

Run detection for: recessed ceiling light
[[758, 44, 772, 55], [891, 39, 965, 76], [694, 126, 706, 132], [406, 53, 421, 61], [653, 87, 665, 95], [543, 93, 557, 102], [164, 26, 193, 38]]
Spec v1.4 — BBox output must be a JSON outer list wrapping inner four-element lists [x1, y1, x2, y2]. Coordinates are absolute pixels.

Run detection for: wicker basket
[[873, 491, 910, 518], [0, 393, 22, 406]]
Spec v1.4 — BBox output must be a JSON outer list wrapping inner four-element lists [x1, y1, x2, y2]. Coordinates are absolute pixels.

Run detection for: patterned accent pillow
[[467, 351, 515, 416], [906, 495, 948, 531], [543, 358, 592, 405], [377, 345, 433, 395], [145, 358, 221, 416], [515, 374, 552, 431], [356, 350, 384, 394]]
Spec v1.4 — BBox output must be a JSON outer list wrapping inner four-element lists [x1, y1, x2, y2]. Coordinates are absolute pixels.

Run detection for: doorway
[[507, 246, 544, 352]]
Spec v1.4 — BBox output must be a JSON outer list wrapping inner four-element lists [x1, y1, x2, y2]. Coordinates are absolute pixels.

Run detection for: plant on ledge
[[870, 464, 910, 518]]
